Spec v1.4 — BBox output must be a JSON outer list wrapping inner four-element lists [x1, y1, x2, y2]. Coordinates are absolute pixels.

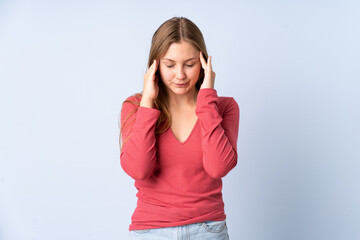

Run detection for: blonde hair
[[119, 16, 209, 150]]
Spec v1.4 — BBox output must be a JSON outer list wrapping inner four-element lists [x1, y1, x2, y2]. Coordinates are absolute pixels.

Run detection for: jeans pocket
[[202, 220, 227, 233], [132, 229, 151, 234]]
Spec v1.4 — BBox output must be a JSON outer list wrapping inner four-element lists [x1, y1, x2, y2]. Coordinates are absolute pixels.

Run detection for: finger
[[152, 59, 157, 72], [199, 51, 207, 69], [208, 56, 212, 71]]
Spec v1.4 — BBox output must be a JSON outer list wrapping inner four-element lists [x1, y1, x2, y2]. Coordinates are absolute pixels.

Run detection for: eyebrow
[[161, 57, 197, 62]]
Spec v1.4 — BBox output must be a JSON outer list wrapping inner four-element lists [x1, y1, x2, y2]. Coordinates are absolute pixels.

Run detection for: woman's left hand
[[199, 51, 215, 89]]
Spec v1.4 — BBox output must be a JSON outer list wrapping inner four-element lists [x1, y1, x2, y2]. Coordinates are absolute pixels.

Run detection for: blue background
[[0, 0, 359, 239]]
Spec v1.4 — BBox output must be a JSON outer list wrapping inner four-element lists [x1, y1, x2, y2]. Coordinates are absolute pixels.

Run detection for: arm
[[120, 98, 160, 180], [195, 88, 240, 179]]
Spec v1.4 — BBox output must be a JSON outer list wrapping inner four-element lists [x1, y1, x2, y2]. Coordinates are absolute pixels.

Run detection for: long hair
[[119, 16, 209, 150]]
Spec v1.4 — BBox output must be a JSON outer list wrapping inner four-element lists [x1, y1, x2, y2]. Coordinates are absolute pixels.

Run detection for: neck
[[168, 88, 198, 110]]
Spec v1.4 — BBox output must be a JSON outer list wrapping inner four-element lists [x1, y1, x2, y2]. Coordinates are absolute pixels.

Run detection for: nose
[[176, 66, 186, 80]]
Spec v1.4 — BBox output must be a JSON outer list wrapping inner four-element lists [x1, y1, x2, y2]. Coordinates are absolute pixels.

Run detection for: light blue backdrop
[[0, 0, 359, 239]]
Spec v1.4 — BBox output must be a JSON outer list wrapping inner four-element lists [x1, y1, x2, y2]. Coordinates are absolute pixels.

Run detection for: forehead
[[161, 41, 199, 61]]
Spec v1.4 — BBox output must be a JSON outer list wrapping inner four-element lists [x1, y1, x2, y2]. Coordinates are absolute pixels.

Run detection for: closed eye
[[165, 63, 195, 68]]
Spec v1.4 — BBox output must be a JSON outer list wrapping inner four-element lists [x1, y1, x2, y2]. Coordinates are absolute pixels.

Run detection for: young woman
[[119, 16, 240, 240]]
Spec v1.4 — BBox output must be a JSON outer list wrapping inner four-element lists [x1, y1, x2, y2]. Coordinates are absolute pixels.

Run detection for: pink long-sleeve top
[[120, 88, 240, 231]]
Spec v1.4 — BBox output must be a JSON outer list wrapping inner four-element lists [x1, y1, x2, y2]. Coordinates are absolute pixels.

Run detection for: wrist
[[140, 98, 155, 108], [200, 84, 214, 89]]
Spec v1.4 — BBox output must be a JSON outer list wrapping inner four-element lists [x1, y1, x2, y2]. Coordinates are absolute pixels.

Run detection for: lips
[[175, 82, 188, 87]]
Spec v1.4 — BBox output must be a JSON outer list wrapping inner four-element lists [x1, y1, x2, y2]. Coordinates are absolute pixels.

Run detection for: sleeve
[[195, 88, 240, 179], [120, 98, 161, 180]]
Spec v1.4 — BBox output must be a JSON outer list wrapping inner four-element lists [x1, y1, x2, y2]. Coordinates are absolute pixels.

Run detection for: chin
[[172, 89, 189, 94]]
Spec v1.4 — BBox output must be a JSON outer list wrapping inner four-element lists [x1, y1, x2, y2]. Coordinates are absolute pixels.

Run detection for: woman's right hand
[[141, 59, 159, 108]]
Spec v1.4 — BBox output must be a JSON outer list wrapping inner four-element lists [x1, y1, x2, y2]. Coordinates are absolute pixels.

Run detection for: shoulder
[[122, 93, 142, 108], [198, 88, 238, 109], [120, 93, 143, 118], [123, 93, 142, 104], [218, 95, 239, 112]]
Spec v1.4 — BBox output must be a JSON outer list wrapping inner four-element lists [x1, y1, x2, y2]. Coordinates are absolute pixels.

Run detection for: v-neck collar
[[169, 118, 199, 145]]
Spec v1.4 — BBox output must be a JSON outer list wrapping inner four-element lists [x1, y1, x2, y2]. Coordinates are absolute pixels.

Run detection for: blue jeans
[[129, 220, 229, 240]]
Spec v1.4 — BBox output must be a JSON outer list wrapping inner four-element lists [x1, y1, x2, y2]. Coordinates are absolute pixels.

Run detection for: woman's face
[[159, 40, 201, 97]]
